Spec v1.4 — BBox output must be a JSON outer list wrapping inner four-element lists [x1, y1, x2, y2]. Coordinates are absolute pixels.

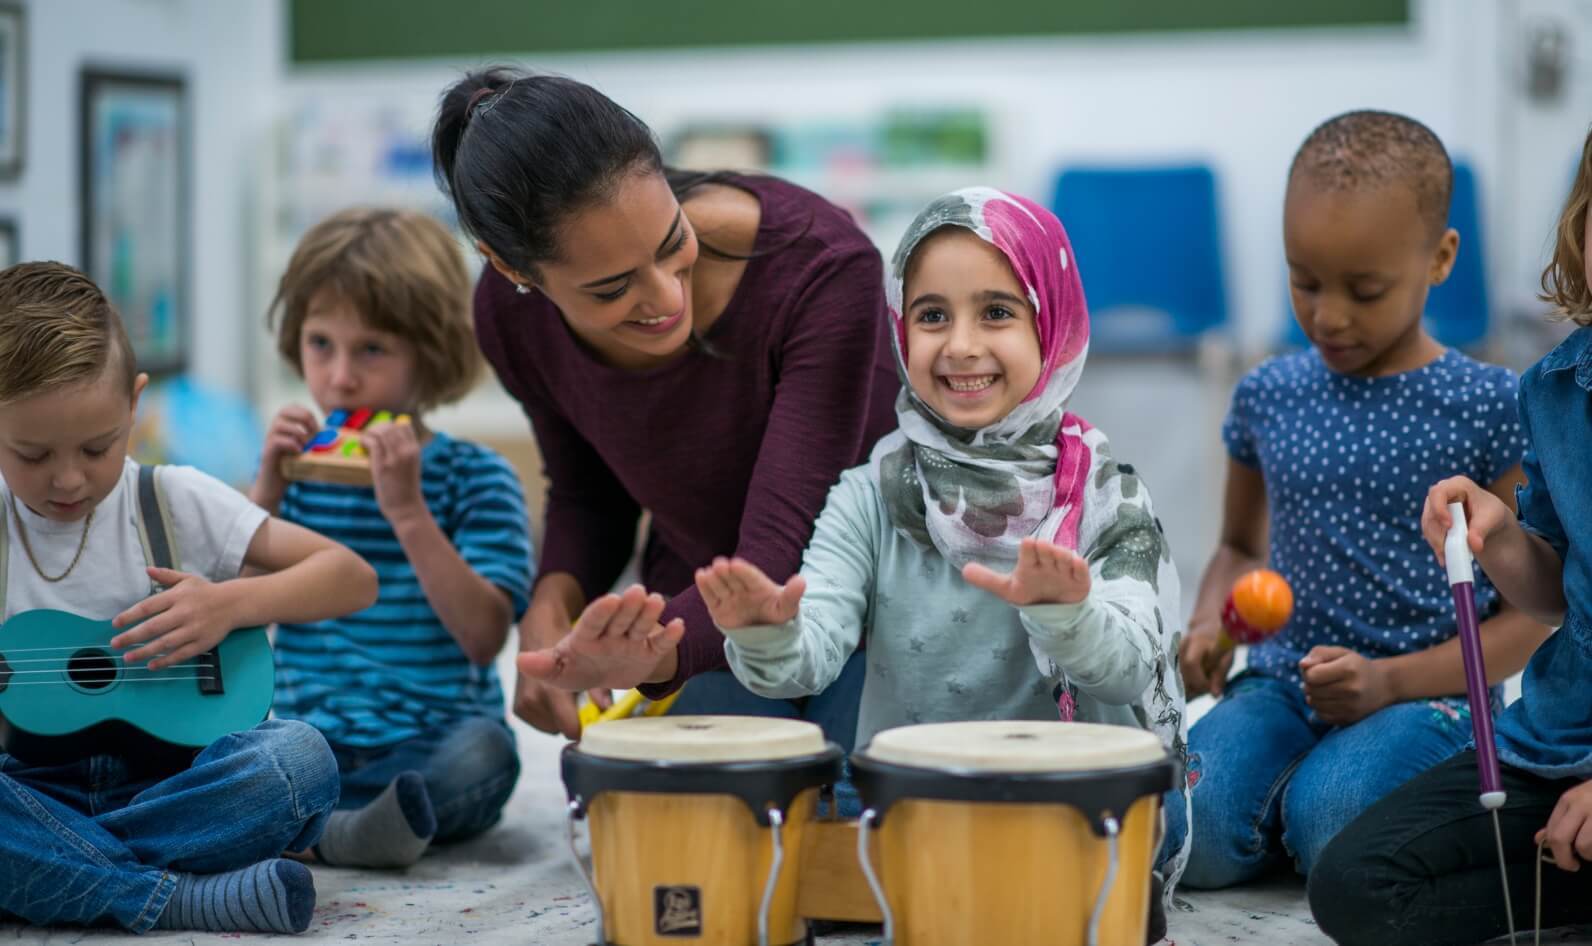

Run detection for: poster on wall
[[0, 4, 24, 179], [80, 69, 187, 376]]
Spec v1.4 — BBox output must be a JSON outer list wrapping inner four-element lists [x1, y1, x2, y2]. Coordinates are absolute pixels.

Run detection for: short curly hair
[[1289, 110, 1453, 241], [269, 208, 481, 411]]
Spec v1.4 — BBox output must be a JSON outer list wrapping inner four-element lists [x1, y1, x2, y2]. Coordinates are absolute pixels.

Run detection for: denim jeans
[[0, 719, 338, 932], [1309, 750, 1592, 946], [1181, 671, 1472, 889], [330, 715, 520, 843], [669, 649, 867, 816]]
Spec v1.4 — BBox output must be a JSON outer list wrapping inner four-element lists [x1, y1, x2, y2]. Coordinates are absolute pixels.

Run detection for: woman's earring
[[515, 283, 531, 295]]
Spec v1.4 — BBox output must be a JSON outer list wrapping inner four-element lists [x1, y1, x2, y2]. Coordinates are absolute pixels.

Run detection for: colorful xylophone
[[278, 408, 411, 486]]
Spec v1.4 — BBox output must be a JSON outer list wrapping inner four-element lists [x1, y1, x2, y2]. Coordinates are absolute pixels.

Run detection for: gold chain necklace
[[10, 494, 95, 583]]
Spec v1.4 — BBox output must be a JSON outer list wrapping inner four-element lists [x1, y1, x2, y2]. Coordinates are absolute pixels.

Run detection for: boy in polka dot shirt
[[1175, 110, 1551, 890]]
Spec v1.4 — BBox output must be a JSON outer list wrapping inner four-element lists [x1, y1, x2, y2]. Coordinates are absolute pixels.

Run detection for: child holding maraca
[[1176, 111, 1550, 891]]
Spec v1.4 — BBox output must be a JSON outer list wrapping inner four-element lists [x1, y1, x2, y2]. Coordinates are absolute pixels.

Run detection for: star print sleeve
[[1018, 462, 1174, 706], [723, 470, 878, 699]]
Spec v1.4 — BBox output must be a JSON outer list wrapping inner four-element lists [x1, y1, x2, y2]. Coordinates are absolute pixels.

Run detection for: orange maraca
[[1217, 569, 1293, 652]]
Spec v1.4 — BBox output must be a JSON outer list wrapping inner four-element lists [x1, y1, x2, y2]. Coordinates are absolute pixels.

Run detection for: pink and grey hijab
[[871, 187, 1096, 570]]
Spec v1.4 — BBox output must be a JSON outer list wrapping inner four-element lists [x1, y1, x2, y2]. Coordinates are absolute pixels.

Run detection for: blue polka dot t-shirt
[[1223, 348, 1524, 684]]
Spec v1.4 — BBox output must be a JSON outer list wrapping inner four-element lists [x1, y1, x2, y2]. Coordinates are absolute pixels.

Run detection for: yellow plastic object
[[579, 688, 682, 731]]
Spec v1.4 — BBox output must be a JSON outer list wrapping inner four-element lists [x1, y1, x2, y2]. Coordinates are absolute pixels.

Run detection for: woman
[[431, 68, 896, 750]]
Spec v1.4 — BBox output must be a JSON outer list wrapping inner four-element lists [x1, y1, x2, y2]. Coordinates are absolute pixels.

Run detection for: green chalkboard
[[290, 0, 1410, 64]]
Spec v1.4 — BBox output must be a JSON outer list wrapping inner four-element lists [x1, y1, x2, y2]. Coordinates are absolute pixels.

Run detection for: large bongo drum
[[851, 720, 1175, 946], [563, 716, 843, 946]]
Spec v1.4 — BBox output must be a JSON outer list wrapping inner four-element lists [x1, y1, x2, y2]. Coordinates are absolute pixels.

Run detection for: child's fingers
[[1019, 538, 1043, 573], [1210, 650, 1235, 696], [727, 559, 771, 593], [1066, 552, 1089, 585], [961, 562, 1008, 597], [149, 638, 216, 672], [776, 575, 807, 616], [146, 566, 191, 587], [123, 624, 187, 665], [587, 687, 614, 711], [695, 569, 726, 609], [647, 618, 686, 653], [1302, 656, 1355, 687], [112, 589, 177, 632]]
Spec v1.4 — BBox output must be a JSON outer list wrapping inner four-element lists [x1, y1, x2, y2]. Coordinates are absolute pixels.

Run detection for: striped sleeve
[[448, 444, 534, 620]]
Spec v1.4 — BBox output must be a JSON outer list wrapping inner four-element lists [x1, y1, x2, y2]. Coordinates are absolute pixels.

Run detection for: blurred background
[[2, 0, 1587, 610]]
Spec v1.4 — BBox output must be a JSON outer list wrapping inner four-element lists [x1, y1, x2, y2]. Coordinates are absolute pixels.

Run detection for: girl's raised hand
[[963, 537, 1091, 607], [1421, 476, 1513, 566], [695, 557, 806, 630]]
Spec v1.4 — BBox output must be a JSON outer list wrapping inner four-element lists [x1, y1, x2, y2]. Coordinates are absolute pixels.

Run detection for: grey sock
[[315, 771, 436, 868], [155, 859, 315, 934]]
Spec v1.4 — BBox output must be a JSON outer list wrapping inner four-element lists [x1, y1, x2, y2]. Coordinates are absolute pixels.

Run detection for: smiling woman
[[431, 68, 898, 749]]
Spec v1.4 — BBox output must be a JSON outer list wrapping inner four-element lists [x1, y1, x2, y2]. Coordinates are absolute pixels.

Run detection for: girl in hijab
[[690, 188, 1190, 927]]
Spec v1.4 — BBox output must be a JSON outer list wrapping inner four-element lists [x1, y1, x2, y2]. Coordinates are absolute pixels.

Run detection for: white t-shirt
[[0, 458, 267, 621]]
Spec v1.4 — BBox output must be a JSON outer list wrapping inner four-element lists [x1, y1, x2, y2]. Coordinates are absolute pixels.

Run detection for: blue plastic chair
[[1052, 164, 1229, 354], [1282, 162, 1488, 351]]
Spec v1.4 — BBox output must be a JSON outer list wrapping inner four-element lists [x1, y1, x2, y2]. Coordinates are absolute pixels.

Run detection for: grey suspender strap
[[137, 464, 177, 573], [137, 464, 219, 694]]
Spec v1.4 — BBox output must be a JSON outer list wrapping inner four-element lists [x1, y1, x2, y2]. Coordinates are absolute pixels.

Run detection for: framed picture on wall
[[80, 68, 188, 376], [0, 4, 24, 179], [0, 218, 17, 267]]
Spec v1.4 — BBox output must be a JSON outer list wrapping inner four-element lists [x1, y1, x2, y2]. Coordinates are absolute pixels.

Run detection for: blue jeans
[[670, 650, 867, 816], [330, 715, 520, 843], [0, 719, 338, 932], [1181, 671, 1471, 889], [1158, 786, 1188, 877]]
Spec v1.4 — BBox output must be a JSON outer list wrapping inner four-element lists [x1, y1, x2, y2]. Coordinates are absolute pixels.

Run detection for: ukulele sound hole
[[67, 649, 118, 690]]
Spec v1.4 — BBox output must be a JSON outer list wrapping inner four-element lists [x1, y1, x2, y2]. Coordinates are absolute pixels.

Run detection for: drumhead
[[577, 715, 827, 764], [863, 720, 1165, 773]]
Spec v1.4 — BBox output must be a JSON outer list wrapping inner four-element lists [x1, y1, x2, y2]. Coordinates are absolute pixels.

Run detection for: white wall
[[278, 0, 1548, 359], [0, 0, 280, 395], [4, 1, 1569, 403]]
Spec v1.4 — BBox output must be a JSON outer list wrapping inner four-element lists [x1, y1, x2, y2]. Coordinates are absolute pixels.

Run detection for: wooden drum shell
[[588, 788, 818, 946], [873, 793, 1160, 946]]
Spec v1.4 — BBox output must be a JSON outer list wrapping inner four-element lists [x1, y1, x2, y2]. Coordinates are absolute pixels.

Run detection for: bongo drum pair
[[563, 716, 1174, 946]]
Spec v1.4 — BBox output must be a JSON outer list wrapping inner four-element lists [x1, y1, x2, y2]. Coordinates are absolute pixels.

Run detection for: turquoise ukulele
[[0, 609, 275, 766]]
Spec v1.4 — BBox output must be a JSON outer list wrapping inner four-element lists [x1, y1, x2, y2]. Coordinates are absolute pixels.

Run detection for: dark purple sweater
[[474, 174, 899, 693]]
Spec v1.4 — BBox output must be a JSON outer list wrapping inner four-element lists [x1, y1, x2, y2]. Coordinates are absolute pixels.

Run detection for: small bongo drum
[[563, 716, 843, 946], [851, 720, 1175, 946]]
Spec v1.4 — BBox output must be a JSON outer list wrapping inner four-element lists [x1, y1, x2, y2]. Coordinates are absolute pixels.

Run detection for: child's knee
[[1308, 834, 1401, 946], [248, 719, 340, 819], [431, 719, 519, 802]]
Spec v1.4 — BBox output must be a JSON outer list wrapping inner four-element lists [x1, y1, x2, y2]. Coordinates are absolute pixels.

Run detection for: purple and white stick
[[1447, 501, 1518, 943], [1445, 501, 1506, 809]]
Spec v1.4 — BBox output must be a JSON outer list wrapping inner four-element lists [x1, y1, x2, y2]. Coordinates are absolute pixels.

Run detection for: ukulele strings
[[1, 643, 216, 683], [2, 676, 217, 685], [2, 655, 208, 667]]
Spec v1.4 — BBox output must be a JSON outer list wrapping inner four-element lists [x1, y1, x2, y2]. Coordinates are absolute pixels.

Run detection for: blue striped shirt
[[273, 432, 534, 748]]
